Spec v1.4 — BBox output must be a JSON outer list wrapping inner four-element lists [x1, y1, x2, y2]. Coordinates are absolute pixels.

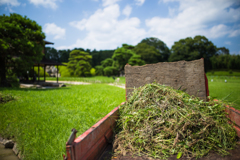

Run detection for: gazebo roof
[[44, 40, 54, 45]]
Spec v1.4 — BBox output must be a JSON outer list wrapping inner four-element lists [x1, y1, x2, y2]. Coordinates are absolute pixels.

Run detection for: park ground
[[0, 72, 239, 160]]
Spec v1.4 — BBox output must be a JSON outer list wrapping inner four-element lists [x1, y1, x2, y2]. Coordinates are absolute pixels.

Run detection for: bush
[[7, 76, 19, 87], [58, 63, 71, 77], [103, 66, 118, 76], [34, 67, 49, 77], [229, 69, 233, 74], [95, 65, 104, 76], [90, 68, 96, 76]]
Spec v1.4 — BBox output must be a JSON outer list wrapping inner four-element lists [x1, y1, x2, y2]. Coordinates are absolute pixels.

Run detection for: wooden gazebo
[[33, 40, 64, 83]]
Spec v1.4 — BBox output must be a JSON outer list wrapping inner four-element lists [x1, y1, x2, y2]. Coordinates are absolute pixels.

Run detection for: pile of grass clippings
[[0, 92, 15, 104], [113, 83, 237, 159]]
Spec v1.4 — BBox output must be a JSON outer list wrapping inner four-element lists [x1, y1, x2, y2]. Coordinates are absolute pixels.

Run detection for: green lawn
[[206, 70, 240, 76], [0, 84, 125, 160], [46, 76, 126, 84], [1, 74, 239, 159], [207, 76, 240, 110]]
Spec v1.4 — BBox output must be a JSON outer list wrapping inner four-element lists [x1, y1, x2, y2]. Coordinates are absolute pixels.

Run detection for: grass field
[[206, 70, 240, 76], [0, 74, 239, 159], [46, 76, 126, 84], [0, 84, 125, 160], [207, 76, 240, 110]]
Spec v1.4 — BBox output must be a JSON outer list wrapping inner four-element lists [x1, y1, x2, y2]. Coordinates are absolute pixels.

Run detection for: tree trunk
[[0, 57, 7, 87]]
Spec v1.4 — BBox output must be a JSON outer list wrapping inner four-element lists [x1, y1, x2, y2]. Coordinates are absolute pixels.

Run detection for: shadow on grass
[[0, 87, 70, 92]]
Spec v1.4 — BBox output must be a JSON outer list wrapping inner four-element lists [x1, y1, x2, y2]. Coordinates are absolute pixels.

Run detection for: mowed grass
[[207, 76, 240, 110], [0, 84, 125, 160], [46, 76, 126, 84]]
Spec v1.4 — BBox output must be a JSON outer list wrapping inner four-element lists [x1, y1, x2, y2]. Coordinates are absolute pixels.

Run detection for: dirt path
[[46, 80, 125, 89], [45, 80, 91, 85], [0, 144, 19, 160]]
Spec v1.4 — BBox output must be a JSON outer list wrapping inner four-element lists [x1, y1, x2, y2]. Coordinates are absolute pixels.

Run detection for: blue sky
[[1, 0, 240, 54]]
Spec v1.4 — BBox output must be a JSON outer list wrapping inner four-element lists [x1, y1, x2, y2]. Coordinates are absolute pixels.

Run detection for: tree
[[216, 47, 229, 55], [169, 35, 217, 71], [0, 13, 45, 86], [112, 44, 135, 72], [45, 47, 59, 62], [101, 58, 113, 68], [112, 44, 145, 74], [140, 37, 170, 62], [128, 54, 145, 66], [95, 65, 104, 76], [134, 42, 161, 64], [67, 50, 92, 77], [90, 49, 115, 67], [45, 47, 70, 63], [103, 66, 118, 76]]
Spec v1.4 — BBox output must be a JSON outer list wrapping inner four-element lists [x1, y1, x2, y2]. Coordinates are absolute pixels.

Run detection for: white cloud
[[28, 0, 59, 9], [146, 0, 240, 47], [135, 0, 145, 6], [65, 4, 146, 50], [43, 23, 65, 39], [229, 29, 240, 37], [102, 0, 120, 7], [225, 41, 231, 45], [0, 0, 20, 6], [122, 5, 132, 17]]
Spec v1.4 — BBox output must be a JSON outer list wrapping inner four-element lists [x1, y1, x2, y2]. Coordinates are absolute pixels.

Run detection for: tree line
[[1, 13, 239, 86], [45, 36, 240, 77]]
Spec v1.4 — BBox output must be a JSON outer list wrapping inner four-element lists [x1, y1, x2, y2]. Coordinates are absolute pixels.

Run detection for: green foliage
[[103, 66, 118, 76], [34, 67, 49, 77], [216, 47, 229, 55], [58, 63, 71, 77], [101, 58, 113, 68], [112, 45, 134, 71], [95, 65, 104, 76], [45, 47, 71, 63], [210, 54, 240, 70], [0, 84, 125, 160], [112, 44, 144, 73], [67, 50, 92, 77], [90, 68, 96, 76], [134, 42, 160, 64], [169, 35, 217, 71], [0, 13, 45, 86], [128, 54, 145, 66], [90, 49, 115, 67], [206, 71, 240, 76], [140, 37, 170, 62]]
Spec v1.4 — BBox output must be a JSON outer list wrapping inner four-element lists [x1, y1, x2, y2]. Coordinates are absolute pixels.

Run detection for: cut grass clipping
[[113, 83, 237, 159], [0, 92, 15, 104]]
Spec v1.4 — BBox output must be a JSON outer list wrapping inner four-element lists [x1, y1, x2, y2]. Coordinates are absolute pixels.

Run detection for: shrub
[[58, 63, 71, 77], [103, 66, 118, 76], [34, 67, 49, 77], [90, 68, 96, 76], [95, 65, 104, 76]]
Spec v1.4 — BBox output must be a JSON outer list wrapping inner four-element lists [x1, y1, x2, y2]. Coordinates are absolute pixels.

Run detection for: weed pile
[[0, 92, 15, 104], [113, 83, 237, 159]]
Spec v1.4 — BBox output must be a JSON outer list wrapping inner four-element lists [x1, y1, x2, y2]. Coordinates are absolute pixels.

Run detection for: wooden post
[[57, 65, 58, 83], [38, 64, 40, 83], [32, 66, 34, 81], [44, 65, 46, 82]]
